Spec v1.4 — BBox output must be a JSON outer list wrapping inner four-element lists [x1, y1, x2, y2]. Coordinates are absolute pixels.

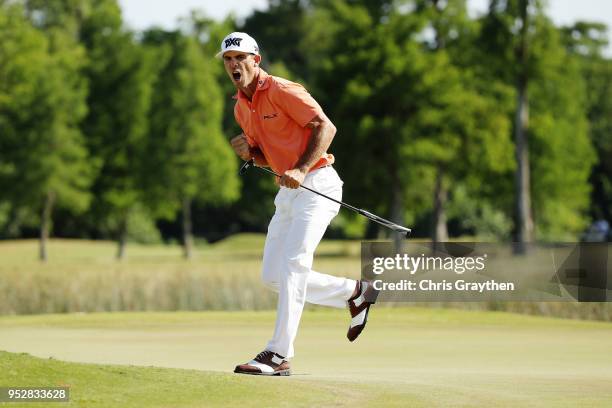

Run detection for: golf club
[[239, 159, 411, 236]]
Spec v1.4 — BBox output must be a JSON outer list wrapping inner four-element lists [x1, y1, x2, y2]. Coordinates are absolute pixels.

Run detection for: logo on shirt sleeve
[[263, 113, 279, 120]]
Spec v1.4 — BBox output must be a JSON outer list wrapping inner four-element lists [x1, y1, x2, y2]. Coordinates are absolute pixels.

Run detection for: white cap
[[216, 32, 259, 58]]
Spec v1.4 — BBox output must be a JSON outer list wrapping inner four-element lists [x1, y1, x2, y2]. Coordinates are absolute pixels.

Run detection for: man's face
[[223, 51, 261, 88]]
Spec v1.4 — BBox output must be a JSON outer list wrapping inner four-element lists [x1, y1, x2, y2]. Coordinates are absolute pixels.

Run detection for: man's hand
[[280, 168, 307, 189], [230, 133, 251, 161]]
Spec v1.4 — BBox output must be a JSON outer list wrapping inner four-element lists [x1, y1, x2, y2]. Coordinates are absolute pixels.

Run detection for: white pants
[[262, 166, 357, 358]]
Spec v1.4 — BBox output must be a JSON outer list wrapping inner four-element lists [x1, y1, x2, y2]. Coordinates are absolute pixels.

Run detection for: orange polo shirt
[[234, 69, 334, 175]]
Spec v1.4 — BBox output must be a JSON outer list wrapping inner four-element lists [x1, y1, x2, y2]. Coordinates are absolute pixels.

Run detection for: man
[[219, 32, 377, 376]]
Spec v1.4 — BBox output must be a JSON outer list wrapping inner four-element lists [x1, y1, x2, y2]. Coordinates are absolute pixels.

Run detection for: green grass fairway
[[1, 308, 612, 407], [0, 351, 393, 408]]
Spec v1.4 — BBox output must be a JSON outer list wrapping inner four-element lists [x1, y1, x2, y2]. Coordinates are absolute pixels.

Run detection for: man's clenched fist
[[280, 168, 307, 189], [230, 133, 251, 161]]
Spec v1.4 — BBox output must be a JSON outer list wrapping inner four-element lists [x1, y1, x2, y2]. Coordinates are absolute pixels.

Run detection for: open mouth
[[232, 71, 241, 81]]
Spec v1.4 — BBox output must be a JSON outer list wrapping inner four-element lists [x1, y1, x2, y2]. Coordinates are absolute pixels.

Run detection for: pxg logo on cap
[[217, 32, 259, 58], [225, 37, 242, 47]]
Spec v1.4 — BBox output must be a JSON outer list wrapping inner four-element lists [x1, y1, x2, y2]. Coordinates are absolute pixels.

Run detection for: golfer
[[219, 32, 376, 376]]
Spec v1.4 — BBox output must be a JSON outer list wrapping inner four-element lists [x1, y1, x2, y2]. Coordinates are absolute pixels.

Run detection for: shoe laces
[[255, 350, 285, 362], [255, 350, 274, 361]]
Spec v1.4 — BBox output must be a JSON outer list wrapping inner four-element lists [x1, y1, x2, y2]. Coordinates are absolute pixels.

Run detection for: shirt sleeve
[[270, 82, 323, 128]]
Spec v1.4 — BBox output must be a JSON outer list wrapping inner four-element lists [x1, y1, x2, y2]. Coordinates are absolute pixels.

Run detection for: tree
[[0, 4, 46, 237], [0, 2, 94, 261], [242, 0, 311, 83], [79, 0, 157, 259], [303, 0, 512, 248], [181, 14, 277, 237], [562, 22, 612, 224], [412, 0, 514, 243], [303, 1, 426, 242], [479, 0, 535, 250], [23, 0, 90, 37], [143, 30, 239, 258], [478, 0, 595, 244]]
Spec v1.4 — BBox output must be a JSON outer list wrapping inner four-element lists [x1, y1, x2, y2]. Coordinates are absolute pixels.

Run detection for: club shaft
[[253, 164, 411, 234], [256, 166, 356, 210]]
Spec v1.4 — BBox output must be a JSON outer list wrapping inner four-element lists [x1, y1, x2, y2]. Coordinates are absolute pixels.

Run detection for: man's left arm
[[280, 114, 336, 189]]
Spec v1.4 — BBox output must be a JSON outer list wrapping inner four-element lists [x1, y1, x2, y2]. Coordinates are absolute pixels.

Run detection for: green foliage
[[186, 14, 279, 230], [124, 204, 162, 244], [528, 22, 595, 239], [24, 0, 92, 35], [304, 0, 427, 226], [585, 58, 612, 220], [477, 0, 596, 240], [0, 0, 608, 243], [80, 0, 158, 242], [242, 0, 310, 82], [185, 14, 240, 134], [0, 202, 8, 228], [562, 22, 612, 222], [529, 52, 594, 239], [330, 212, 368, 238], [0, 3, 94, 221], [143, 30, 239, 220], [561, 21, 609, 58], [447, 184, 513, 240], [302, 0, 512, 238], [0, 5, 48, 202]]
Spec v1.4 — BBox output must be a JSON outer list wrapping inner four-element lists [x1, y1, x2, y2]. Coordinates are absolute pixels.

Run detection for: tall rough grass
[[0, 237, 610, 321], [0, 263, 279, 314], [0, 236, 360, 315]]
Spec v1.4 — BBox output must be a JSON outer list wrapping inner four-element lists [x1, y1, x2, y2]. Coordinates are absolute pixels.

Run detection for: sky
[[117, 0, 612, 54]]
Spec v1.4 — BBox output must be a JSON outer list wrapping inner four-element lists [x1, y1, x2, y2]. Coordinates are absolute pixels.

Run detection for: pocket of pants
[[311, 168, 343, 194], [314, 170, 342, 217]]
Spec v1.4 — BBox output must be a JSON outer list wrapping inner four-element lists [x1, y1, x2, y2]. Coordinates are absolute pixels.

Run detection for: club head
[[394, 225, 412, 236], [239, 159, 254, 176]]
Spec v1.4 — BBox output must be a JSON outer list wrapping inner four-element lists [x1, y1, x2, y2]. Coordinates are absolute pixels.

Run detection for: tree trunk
[[432, 167, 449, 245], [116, 214, 128, 260], [431, 0, 448, 248], [514, 0, 534, 254], [514, 83, 534, 252], [391, 180, 404, 253], [182, 197, 194, 259], [39, 191, 56, 262]]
